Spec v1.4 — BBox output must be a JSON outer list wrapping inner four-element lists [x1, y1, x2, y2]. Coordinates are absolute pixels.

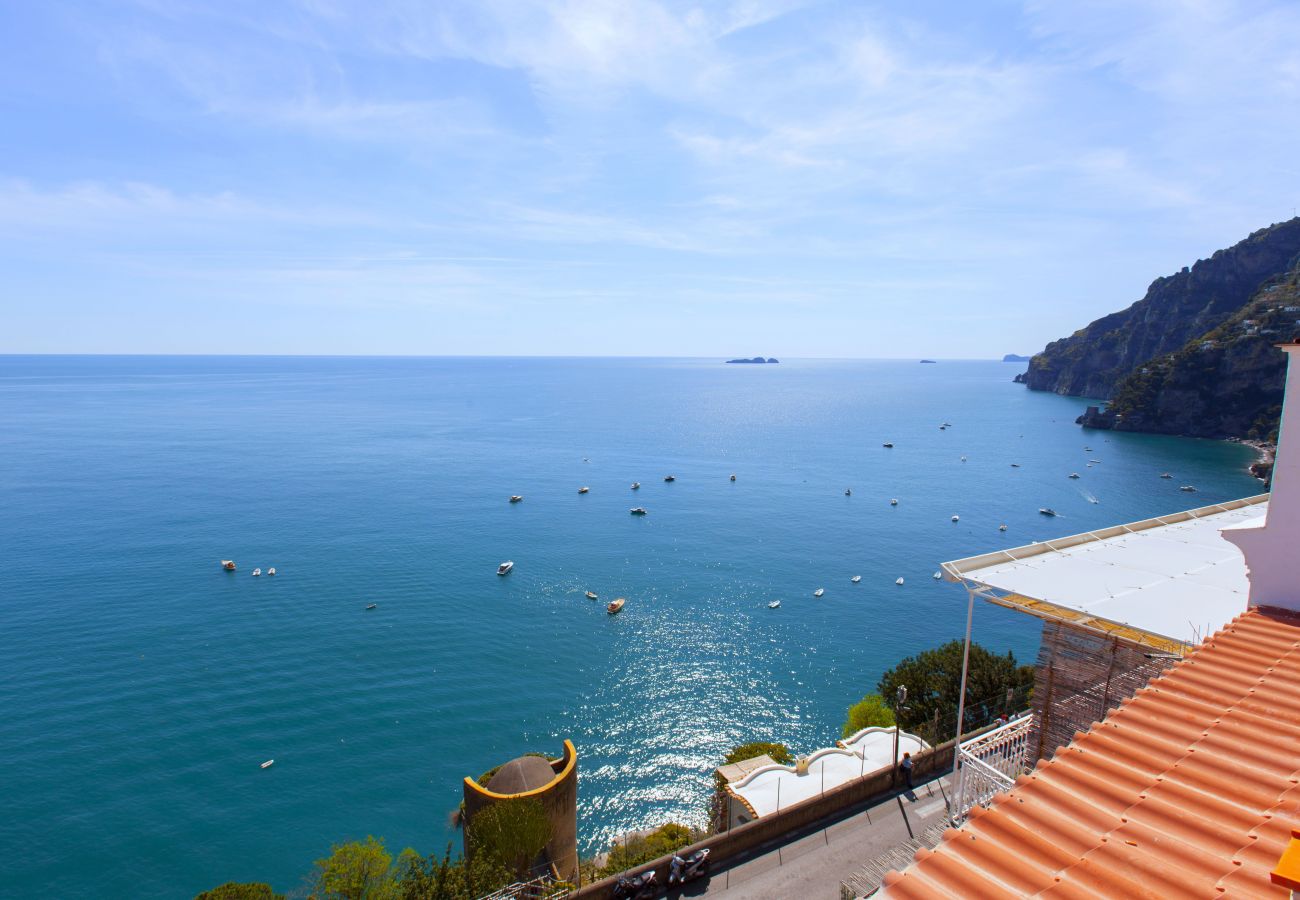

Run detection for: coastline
[[1232, 438, 1276, 484]]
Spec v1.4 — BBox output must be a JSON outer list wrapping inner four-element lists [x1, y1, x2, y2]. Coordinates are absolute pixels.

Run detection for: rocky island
[[726, 357, 779, 364], [1002, 354, 1031, 362], [1018, 218, 1300, 450]]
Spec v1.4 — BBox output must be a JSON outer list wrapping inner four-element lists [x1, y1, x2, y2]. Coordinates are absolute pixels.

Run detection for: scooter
[[668, 847, 710, 886], [612, 869, 658, 900]]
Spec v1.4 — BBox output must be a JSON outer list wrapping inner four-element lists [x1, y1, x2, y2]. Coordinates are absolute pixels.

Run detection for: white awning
[[941, 495, 1267, 650]]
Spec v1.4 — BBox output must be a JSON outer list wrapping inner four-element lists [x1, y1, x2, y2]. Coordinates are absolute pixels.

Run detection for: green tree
[[877, 640, 1033, 734], [194, 883, 284, 900], [841, 693, 895, 738], [311, 835, 398, 900], [393, 844, 514, 900], [466, 798, 552, 879]]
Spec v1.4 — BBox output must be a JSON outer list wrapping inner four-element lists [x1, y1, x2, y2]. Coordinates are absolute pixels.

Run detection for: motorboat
[[252, 568, 262, 577], [999, 524, 1008, 531], [933, 571, 942, 579], [768, 600, 781, 609], [1068, 473, 1080, 479], [1084, 447, 1092, 452], [267, 567, 276, 576], [585, 591, 598, 600], [630, 507, 647, 515], [942, 422, 952, 427], [664, 475, 676, 482], [882, 442, 894, 448], [1180, 485, 1198, 492], [497, 561, 514, 576], [730, 474, 737, 481], [578, 486, 590, 494], [813, 588, 824, 597], [509, 495, 523, 503], [951, 515, 960, 522], [366, 603, 377, 610], [631, 482, 641, 490], [895, 577, 904, 585], [960, 455, 967, 462], [845, 488, 852, 496], [1089, 459, 1102, 464], [890, 498, 899, 506], [260, 760, 274, 769], [1160, 472, 1173, 479], [607, 598, 625, 615], [221, 560, 236, 571], [1010, 463, 1021, 468], [851, 575, 862, 583], [940, 425, 946, 430], [1039, 508, 1058, 516]]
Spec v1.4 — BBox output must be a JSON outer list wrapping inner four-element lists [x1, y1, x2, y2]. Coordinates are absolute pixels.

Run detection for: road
[[683, 775, 954, 899]]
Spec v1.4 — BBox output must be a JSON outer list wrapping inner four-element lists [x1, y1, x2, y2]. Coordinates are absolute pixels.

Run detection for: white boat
[[845, 488, 851, 496], [768, 600, 781, 609], [260, 760, 274, 769], [509, 495, 523, 503], [631, 482, 641, 490], [813, 588, 824, 597], [1160, 472, 1173, 479], [999, 524, 1008, 531], [1039, 508, 1058, 516], [895, 577, 904, 585], [366, 603, 377, 610], [951, 515, 960, 522], [267, 567, 276, 576], [933, 571, 942, 579], [585, 591, 598, 600], [1180, 485, 1198, 492], [960, 455, 967, 462], [1089, 459, 1102, 464], [630, 507, 647, 515], [252, 568, 262, 577], [890, 498, 899, 506], [607, 598, 625, 615], [851, 575, 861, 583], [578, 486, 589, 494], [221, 560, 236, 571], [497, 561, 514, 576], [1068, 473, 1080, 479]]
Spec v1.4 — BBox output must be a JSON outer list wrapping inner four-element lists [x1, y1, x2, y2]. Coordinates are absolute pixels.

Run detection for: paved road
[[684, 775, 954, 899]]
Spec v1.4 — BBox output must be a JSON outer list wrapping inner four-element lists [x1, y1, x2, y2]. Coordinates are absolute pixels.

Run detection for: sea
[[0, 356, 1262, 899]]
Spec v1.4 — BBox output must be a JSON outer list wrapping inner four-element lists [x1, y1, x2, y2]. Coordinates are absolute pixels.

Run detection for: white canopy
[[942, 495, 1267, 649]]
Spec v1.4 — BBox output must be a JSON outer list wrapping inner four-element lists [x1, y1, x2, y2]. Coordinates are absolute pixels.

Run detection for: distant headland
[[1002, 354, 1031, 362], [919, 359, 937, 364], [726, 357, 779, 364]]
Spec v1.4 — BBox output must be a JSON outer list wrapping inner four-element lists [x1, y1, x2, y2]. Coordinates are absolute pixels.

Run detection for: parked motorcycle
[[612, 869, 658, 900], [668, 848, 710, 886]]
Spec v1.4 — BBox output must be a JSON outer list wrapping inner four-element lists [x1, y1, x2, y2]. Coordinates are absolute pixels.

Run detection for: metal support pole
[[951, 585, 977, 804]]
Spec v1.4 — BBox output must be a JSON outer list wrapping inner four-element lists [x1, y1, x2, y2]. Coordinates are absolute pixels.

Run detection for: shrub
[[841, 693, 895, 737]]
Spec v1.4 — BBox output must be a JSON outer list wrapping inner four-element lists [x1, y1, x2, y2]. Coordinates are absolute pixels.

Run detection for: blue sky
[[2, 0, 1299, 357]]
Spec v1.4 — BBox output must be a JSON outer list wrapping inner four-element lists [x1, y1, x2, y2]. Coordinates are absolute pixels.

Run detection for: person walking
[[900, 752, 914, 790]]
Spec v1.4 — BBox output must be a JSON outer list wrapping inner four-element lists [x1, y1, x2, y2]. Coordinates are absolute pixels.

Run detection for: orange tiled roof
[[881, 606, 1300, 898]]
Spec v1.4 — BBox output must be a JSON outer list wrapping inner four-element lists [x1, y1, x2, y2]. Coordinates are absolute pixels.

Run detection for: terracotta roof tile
[[880, 606, 1300, 899]]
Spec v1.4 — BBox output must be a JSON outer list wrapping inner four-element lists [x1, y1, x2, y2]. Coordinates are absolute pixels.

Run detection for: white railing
[[475, 875, 561, 900], [953, 712, 1033, 821]]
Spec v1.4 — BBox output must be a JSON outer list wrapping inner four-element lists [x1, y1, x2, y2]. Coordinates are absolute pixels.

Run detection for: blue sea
[[0, 356, 1261, 898]]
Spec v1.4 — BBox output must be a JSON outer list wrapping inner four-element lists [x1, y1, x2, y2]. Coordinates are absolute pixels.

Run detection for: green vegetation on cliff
[[1023, 218, 1300, 439]]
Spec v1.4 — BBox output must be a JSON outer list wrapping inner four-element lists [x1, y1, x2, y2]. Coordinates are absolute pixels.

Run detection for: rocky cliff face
[[1090, 263, 1300, 440], [1024, 218, 1300, 398]]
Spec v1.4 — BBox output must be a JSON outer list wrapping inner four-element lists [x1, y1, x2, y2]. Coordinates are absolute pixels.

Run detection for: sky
[[2, 0, 1299, 357]]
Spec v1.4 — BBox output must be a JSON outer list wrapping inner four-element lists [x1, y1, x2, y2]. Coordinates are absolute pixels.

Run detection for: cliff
[[1024, 218, 1300, 398], [1081, 263, 1299, 441]]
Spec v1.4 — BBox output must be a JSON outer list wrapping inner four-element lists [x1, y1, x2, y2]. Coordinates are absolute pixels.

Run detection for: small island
[[726, 357, 779, 364], [1003, 354, 1032, 362], [920, 359, 937, 364]]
